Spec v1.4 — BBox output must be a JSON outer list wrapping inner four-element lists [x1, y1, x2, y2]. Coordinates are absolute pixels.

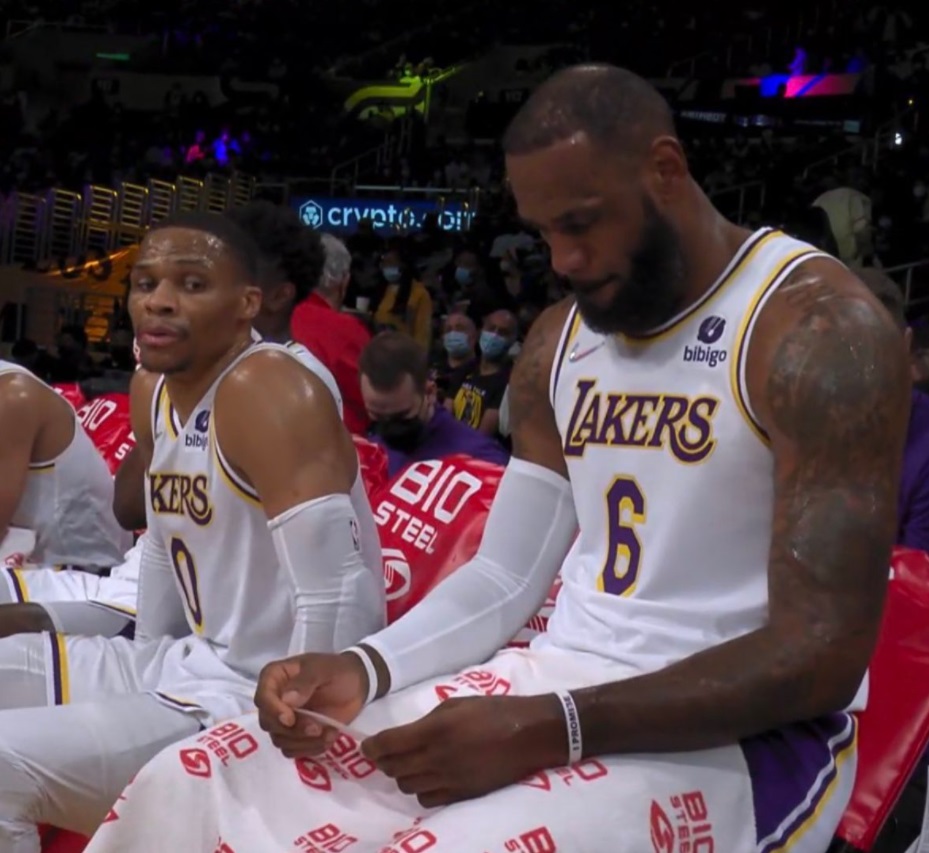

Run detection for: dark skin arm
[[360, 261, 909, 807], [113, 369, 158, 532], [113, 445, 147, 532], [556, 258, 911, 759], [0, 604, 54, 637]]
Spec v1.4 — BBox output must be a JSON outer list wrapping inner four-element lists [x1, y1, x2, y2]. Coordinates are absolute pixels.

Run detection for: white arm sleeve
[[359, 457, 577, 695], [135, 533, 189, 642], [270, 492, 386, 656]]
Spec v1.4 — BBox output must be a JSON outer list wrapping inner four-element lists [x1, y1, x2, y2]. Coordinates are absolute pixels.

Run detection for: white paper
[[294, 709, 372, 743]]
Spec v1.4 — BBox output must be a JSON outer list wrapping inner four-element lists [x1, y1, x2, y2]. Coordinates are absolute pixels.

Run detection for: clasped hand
[[255, 653, 563, 807]]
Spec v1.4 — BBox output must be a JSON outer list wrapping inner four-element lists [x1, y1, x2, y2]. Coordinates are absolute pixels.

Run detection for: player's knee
[[0, 748, 43, 823]]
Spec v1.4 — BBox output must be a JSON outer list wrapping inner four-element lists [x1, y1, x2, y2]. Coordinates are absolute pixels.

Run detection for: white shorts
[[0, 630, 259, 725], [85, 647, 857, 853], [1, 566, 138, 619]]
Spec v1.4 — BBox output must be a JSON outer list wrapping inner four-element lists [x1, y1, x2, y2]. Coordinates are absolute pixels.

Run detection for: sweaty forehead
[[506, 134, 625, 220], [139, 227, 230, 265]]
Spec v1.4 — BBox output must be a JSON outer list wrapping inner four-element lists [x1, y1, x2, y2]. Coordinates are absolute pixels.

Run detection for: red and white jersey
[[0, 360, 130, 568]]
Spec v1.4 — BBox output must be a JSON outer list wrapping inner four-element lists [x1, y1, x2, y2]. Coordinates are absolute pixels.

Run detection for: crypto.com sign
[[293, 196, 473, 235]]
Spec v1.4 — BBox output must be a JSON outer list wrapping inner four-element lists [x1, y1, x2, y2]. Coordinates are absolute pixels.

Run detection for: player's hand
[[362, 694, 565, 808], [255, 652, 367, 758]]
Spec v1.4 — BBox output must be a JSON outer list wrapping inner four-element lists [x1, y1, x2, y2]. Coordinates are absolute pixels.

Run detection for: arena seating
[[32, 404, 929, 852]]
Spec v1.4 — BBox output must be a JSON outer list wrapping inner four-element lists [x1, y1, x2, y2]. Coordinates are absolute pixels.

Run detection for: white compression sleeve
[[269, 493, 386, 656], [135, 534, 189, 642], [360, 457, 578, 696]]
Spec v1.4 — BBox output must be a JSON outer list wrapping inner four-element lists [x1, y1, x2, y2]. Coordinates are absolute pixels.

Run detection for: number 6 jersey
[[539, 230, 843, 684]]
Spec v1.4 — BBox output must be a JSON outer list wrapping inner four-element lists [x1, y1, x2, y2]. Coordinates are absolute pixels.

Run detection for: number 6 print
[[598, 476, 646, 596]]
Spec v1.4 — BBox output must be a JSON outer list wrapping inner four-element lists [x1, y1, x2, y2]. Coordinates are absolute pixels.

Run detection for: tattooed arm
[[547, 258, 911, 759]]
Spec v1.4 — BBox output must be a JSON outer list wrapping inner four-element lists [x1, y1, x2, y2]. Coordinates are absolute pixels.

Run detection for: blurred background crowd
[[1, 0, 929, 471]]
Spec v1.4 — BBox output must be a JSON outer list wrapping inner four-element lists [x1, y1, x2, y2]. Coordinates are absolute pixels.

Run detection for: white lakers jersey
[[282, 340, 343, 417], [146, 341, 380, 679], [0, 360, 130, 569], [537, 229, 829, 675]]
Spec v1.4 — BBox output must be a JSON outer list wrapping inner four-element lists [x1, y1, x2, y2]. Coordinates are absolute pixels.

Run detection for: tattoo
[[508, 299, 573, 464], [570, 265, 910, 757], [764, 268, 909, 698]]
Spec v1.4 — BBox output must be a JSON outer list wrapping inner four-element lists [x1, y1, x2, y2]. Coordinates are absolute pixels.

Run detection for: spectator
[[360, 331, 509, 476], [99, 328, 136, 373], [374, 245, 433, 349], [9, 338, 50, 380], [448, 248, 505, 323], [291, 233, 372, 435], [858, 268, 929, 551], [436, 311, 478, 399], [448, 309, 517, 437], [48, 323, 96, 383]]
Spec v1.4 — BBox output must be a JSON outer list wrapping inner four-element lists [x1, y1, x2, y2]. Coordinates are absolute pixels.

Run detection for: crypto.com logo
[[299, 200, 324, 228]]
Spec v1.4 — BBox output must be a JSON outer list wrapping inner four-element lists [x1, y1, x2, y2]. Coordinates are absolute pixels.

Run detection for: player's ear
[[265, 282, 296, 313], [241, 285, 263, 322]]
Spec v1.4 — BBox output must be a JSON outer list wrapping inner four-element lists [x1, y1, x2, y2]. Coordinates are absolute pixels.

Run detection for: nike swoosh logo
[[568, 340, 605, 362]]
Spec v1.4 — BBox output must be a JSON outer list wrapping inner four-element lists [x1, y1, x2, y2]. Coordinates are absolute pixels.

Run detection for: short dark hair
[[857, 267, 906, 329], [225, 200, 325, 304], [502, 63, 675, 158], [148, 211, 260, 280], [359, 331, 429, 392]]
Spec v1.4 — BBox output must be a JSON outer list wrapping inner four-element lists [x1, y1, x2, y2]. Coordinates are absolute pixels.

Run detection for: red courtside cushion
[[834, 547, 929, 850], [52, 383, 87, 412], [351, 435, 389, 499], [374, 454, 562, 643], [41, 829, 88, 853], [74, 393, 135, 476], [376, 455, 504, 624]]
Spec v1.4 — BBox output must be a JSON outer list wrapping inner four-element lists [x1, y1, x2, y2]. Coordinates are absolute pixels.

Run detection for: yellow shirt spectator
[[374, 250, 433, 349]]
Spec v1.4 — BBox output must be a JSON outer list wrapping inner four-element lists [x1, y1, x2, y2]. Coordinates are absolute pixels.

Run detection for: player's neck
[[253, 317, 292, 344], [679, 203, 752, 309], [164, 335, 253, 423]]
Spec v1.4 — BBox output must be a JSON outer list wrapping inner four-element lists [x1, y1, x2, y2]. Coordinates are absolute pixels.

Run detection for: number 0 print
[[170, 536, 204, 631], [598, 476, 646, 596]]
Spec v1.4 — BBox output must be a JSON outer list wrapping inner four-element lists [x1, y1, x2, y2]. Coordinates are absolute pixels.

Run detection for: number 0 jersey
[[537, 230, 847, 686], [146, 341, 381, 680]]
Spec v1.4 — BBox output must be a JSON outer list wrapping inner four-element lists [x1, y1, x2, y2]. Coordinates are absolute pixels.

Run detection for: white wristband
[[556, 690, 583, 765], [343, 646, 379, 706]]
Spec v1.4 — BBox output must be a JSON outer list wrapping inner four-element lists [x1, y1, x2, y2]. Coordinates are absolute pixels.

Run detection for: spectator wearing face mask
[[858, 268, 929, 551], [448, 249, 501, 325], [436, 311, 478, 400], [448, 309, 516, 438], [374, 245, 433, 349], [360, 332, 509, 476]]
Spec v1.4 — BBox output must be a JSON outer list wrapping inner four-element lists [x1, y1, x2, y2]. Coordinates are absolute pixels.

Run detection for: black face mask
[[373, 416, 425, 453]]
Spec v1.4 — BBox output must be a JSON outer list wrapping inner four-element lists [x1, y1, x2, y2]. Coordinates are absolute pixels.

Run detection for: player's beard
[[572, 196, 687, 337]]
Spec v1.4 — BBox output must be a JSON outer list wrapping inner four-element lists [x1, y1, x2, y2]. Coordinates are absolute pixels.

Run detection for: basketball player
[[0, 212, 384, 853], [84, 66, 910, 853], [111, 201, 342, 534], [0, 359, 132, 638], [0, 360, 128, 571]]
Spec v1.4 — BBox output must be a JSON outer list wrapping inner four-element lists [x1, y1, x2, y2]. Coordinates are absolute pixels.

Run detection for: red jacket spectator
[[291, 291, 371, 435]]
